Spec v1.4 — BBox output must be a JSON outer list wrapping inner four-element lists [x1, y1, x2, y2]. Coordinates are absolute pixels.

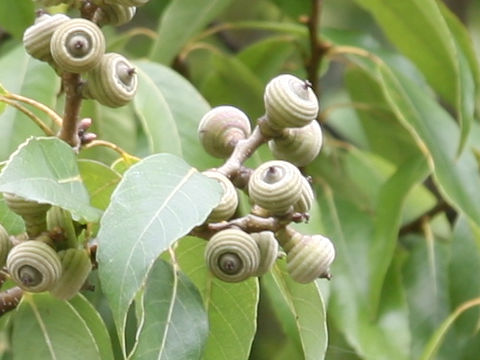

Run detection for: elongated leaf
[[149, 0, 234, 64], [270, 260, 328, 360], [377, 64, 480, 227], [0, 137, 101, 222], [317, 183, 410, 360], [369, 155, 429, 316], [97, 154, 222, 352], [0, 47, 60, 161], [131, 260, 208, 360], [175, 237, 259, 360], [133, 61, 219, 169], [12, 293, 106, 360], [352, 0, 457, 106], [77, 159, 121, 211]]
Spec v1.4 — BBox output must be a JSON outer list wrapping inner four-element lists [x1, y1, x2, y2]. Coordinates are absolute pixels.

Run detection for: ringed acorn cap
[[96, 4, 136, 27], [23, 13, 70, 62], [268, 120, 323, 167], [250, 231, 279, 276], [7, 240, 62, 292], [198, 106, 251, 158], [0, 224, 12, 268], [248, 160, 303, 215], [83, 52, 138, 107], [50, 18, 106, 73], [293, 176, 315, 213], [263, 74, 319, 132], [202, 171, 238, 223], [111, 0, 150, 6], [205, 228, 260, 283]]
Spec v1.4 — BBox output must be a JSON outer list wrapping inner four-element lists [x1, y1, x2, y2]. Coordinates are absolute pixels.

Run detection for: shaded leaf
[[0, 137, 101, 222], [96, 154, 222, 351], [0, 47, 60, 161], [0, 0, 34, 40], [149, 0, 234, 64], [378, 64, 480, 227], [12, 293, 106, 360], [175, 236, 259, 360], [133, 61, 219, 169], [369, 155, 429, 316], [77, 159, 121, 211], [270, 260, 328, 360], [131, 260, 208, 360]]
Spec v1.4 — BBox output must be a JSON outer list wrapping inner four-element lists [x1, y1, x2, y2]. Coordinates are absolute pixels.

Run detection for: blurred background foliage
[[1, 0, 480, 359]]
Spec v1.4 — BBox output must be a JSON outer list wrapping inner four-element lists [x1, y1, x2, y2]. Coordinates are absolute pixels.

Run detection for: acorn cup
[[248, 160, 303, 215], [0, 224, 12, 268], [250, 231, 279, 276], [198, 106, 252, 158], [276, 227, 335, 283], [7, 240, 62, 292], [3, 193, 51, 238], [202, 171, 238, 223], [205, 228, 260, 283], [293, 176, 315, 214], [261, 74, 319, 136], [96, 4, 136, 27]]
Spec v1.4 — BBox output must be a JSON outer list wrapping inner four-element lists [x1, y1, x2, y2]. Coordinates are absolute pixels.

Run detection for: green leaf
[[12, 293, 107, 360], [96, 154, 222, 352], [270, 260, 328, 360], [67, 295, 115, 360], [0, 0, 35, 40], [201, 52, 265, 120], [149, 0, 234, 64], [0, 137, 101, 222], [77, 160, 121, 211], [175, 237, 259, 360], [0, 47, 60, 161], [0, 84, 7, 116], [369, 155, 429, 316], [271, 0, 310, 19], [0, 193, 25, 235], [352, 0, 457, 106], [377, 64, 480, 227], [317, 183, 410, 360], [131, 259, 208, 360], [133, 61, 219, 169], [401, 233, 457, 360]]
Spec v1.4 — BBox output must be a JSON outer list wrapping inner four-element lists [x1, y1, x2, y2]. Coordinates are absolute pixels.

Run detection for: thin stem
[[3, 93, 63, 126], [83, 139, 139, 163], [0, 96, 55, 136], [326, 45, 383, 65], [216, 125, 268, 178], [305, 0, 326, 95], [59, 73, 83, 148], [0, 286, 23, 316], [399, 201, 450, 236]]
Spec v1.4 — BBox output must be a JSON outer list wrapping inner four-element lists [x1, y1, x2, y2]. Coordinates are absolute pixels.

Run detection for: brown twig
[[58, 73, 83, 148], [399, 200, 451, 236], [0, 286, 23, 316]]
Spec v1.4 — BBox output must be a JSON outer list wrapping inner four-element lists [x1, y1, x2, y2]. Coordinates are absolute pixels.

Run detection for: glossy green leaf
[[0, 0, 34, 40], [401, 233, 457, 360], [0, 47, 60, 161], [96, 154, 222, 352], [133, 61, 219, 170], [352, 0, 457, 106], [131, 259, 208, 360], [175, 236, 259, 360], [0, 193, 25, 235], [12, 293, 107, 360], [377, 64, 480, 227], [201, 52, 265, 120], [317, 183, 410, 360], [77, 159, 121, 211], [270, 260, 328, 360], [0, 137, 101, 222], [149, 0, 234, 64], [369, 155, 429, 316], [67, 295, 115, 360]]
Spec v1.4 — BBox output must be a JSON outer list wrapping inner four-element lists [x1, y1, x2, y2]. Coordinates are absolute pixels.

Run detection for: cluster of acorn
[[23, 0, 149, 107], [0, 194, 91, 300], [197, 74, 336, 284]]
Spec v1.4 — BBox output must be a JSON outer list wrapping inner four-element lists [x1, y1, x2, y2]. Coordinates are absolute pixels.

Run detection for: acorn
[[202, 171, 238, 223]]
